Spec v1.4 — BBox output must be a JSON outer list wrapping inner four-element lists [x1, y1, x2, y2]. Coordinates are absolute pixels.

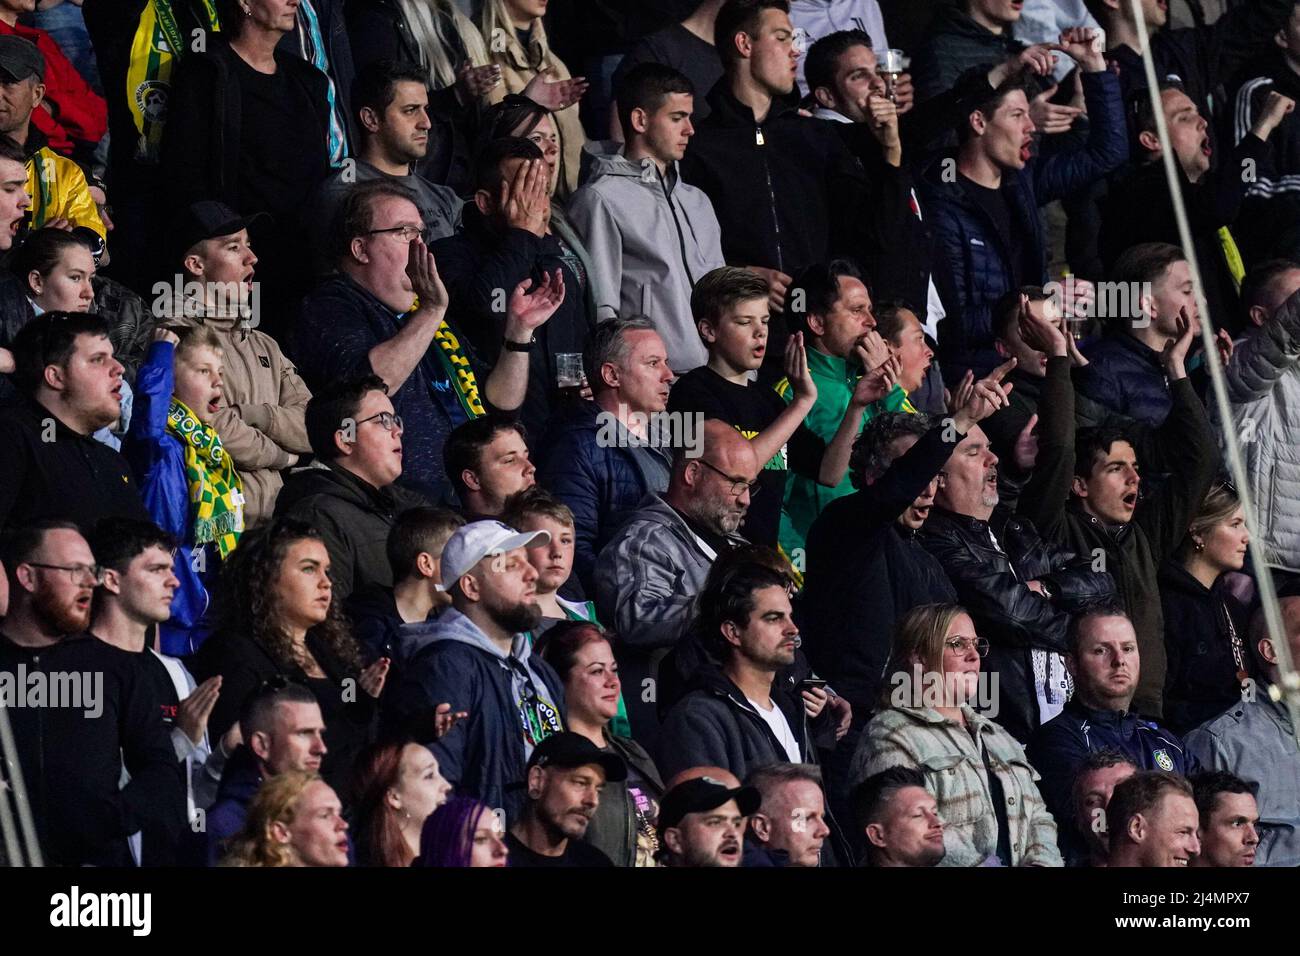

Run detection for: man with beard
[[0, 520, 185, 866], [312, 60, 463, 272], [918, 357, 1116, 744], [658, 769, 760, 867], [0, 312, 149, 531], [384, 520, 566, 823], [657, 561, 822, 780], [505, 732, 623, 867], [594, 420, 759, 741]]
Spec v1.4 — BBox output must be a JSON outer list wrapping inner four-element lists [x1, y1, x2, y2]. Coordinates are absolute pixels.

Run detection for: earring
[[1194, 539, 1205, 552]]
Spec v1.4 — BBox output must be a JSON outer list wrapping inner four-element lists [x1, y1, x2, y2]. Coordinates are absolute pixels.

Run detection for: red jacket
[[0, 20, 106, 155]]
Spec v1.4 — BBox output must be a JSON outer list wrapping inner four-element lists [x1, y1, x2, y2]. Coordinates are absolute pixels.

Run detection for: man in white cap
[[382, 519, 567, 822]]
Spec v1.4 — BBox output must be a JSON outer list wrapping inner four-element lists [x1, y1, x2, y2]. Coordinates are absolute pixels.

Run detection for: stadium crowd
[[3, 0, 1300, 869]]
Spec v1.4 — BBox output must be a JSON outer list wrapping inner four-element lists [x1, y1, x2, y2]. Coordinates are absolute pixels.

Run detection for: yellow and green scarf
[[168, 398, 244, 558], [127, 0, 222, 164]]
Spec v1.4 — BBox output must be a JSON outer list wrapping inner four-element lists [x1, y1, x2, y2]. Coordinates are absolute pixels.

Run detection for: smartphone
[[798, 677, 829, 691]]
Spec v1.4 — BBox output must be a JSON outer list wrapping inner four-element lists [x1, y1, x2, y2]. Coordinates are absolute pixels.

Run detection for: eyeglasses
[[26, 562, 106, 586], [944, 636, 990, 657], [364, 224, 422, 242], [355, 411, 404, 433], [697, 458, 761, 497]]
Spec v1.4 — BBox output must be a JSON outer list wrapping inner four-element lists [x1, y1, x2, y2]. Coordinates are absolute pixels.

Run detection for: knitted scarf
[[167, 397, 244, 558], [127, 0, 222, 163]]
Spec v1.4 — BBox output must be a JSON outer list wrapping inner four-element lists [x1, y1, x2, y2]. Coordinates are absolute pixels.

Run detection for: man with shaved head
[[1187, 595, 1300, 866], [595, 419, 760, 740]]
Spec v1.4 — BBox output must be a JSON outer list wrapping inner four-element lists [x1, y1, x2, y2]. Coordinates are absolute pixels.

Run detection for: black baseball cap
[[0, 36, 44, 83], [175, 200, 269, 257], [527, 732, 627, 782], [658, 776, 761, 832]]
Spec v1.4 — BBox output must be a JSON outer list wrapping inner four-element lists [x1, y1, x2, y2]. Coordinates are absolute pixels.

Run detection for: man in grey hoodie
[[568, 63, 726, 374], [383, 520, 567, 823]]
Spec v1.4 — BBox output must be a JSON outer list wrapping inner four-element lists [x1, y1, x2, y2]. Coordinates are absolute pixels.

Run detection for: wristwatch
[[503, 336, 535, 352]]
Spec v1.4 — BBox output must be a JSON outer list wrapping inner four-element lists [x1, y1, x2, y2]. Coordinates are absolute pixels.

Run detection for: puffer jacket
[[568, 141, 725, 372], [171, 310, 311, 526], [1211, 286, 1300, 572], [918, 504, 1117, 744], [23, 128, 107, 238], [593, 492, 745, 739], [536, 401, 672, 594], [1076, 331, 1172, 427], [911, 3, 1024, 103], [919, 68, 1126, 378], [851, 703, 1063, 867], [490, 17, 585, 199]]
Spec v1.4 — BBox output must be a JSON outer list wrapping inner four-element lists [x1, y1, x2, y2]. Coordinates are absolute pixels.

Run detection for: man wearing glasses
[[276, 374, 426, 603], [1029, 602, 1200, 853], [594, 419, 760, 743], [0, 520, 185, 866]]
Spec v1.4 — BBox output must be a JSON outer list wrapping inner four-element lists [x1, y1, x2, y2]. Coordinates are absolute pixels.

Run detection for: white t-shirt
[[748, 696, 802, 763]]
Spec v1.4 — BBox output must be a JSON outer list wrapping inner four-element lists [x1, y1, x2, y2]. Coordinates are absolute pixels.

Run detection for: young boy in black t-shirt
[[666, 266, 816, 548]]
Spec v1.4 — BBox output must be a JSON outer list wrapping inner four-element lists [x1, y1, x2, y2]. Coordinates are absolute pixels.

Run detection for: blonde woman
[[349, 0, 502, 99], [221, 772, 351, 867], [481, 0, 588, 198], [850, 603, 1062, 867]]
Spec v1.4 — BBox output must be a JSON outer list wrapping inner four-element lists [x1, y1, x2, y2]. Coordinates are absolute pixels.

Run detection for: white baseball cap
[[438, 520, 550, 591]]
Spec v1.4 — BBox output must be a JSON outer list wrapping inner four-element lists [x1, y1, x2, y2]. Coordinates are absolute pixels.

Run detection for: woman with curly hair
[[410, 795, 509, 867], [192, 517, 390, 797], [221, 771, 351, 867], [350, 738, 452, 867]]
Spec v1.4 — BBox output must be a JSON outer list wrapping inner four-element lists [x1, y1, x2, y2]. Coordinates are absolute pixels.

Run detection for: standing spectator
[[383, 520, 566, 822], [569, 64, 725, 374], [346, 505, 463, 669], [0, 5, 106, 160], [920, 31, 1125, 380], [204, 680, 328, 864], [743, 763, 833, 866], [609, 1, 726, 133], [680, 0, 874, 319], [0, 521, 186, 866], [789, 0, 890, 96], [480, 0, 587, 198], [191, 517, 388, 798], [168, 200, 312, 527], [292, 180, 555, 501], [411, 795, 511, 867], [220, 772, 350, 867], [849, 603, 1063, 867], [431, 137, 591, 439], [657, 771, 759, 867], [853, 766, 947, 867], [657, 561, 830, 780], [0, 37, 106, 238], [1105, 771, 1200, 868], [276, 376, 426, 603], [350, 738, 452, 867], [160, 0, 335, 333], [1213, 277, 1300, 576], [911, 0, 1026, 102], [443, 414, 536, 519], [593, 420, 757, 738], [1186, 597, 1300, 867], [1189, 771, 1260, 867], [505, 731, 621, 866], [31, 0, 102, 93], [1015, 299, 1220, 721], [0, 312, 148, 531], [1160, 483, 1253, 735], [777, 259, 904, 560], [126, 325, 244, 655], [1099, 86, 1294, 335], [1027, 605, 1200, 843], [536, 316, 676, 592], [667, 266, 818, 548], [1068, 750, 1135, 867], [538, 621, 664, 866], [312, 59, 465, 270], [282, 0, 357, 167]]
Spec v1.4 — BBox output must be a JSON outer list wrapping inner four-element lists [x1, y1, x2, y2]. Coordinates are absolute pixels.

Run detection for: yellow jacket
[[26, 146, 107, 238]]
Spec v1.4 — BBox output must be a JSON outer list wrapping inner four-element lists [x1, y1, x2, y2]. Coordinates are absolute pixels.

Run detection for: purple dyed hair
[[410, 795, 495, 867]]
